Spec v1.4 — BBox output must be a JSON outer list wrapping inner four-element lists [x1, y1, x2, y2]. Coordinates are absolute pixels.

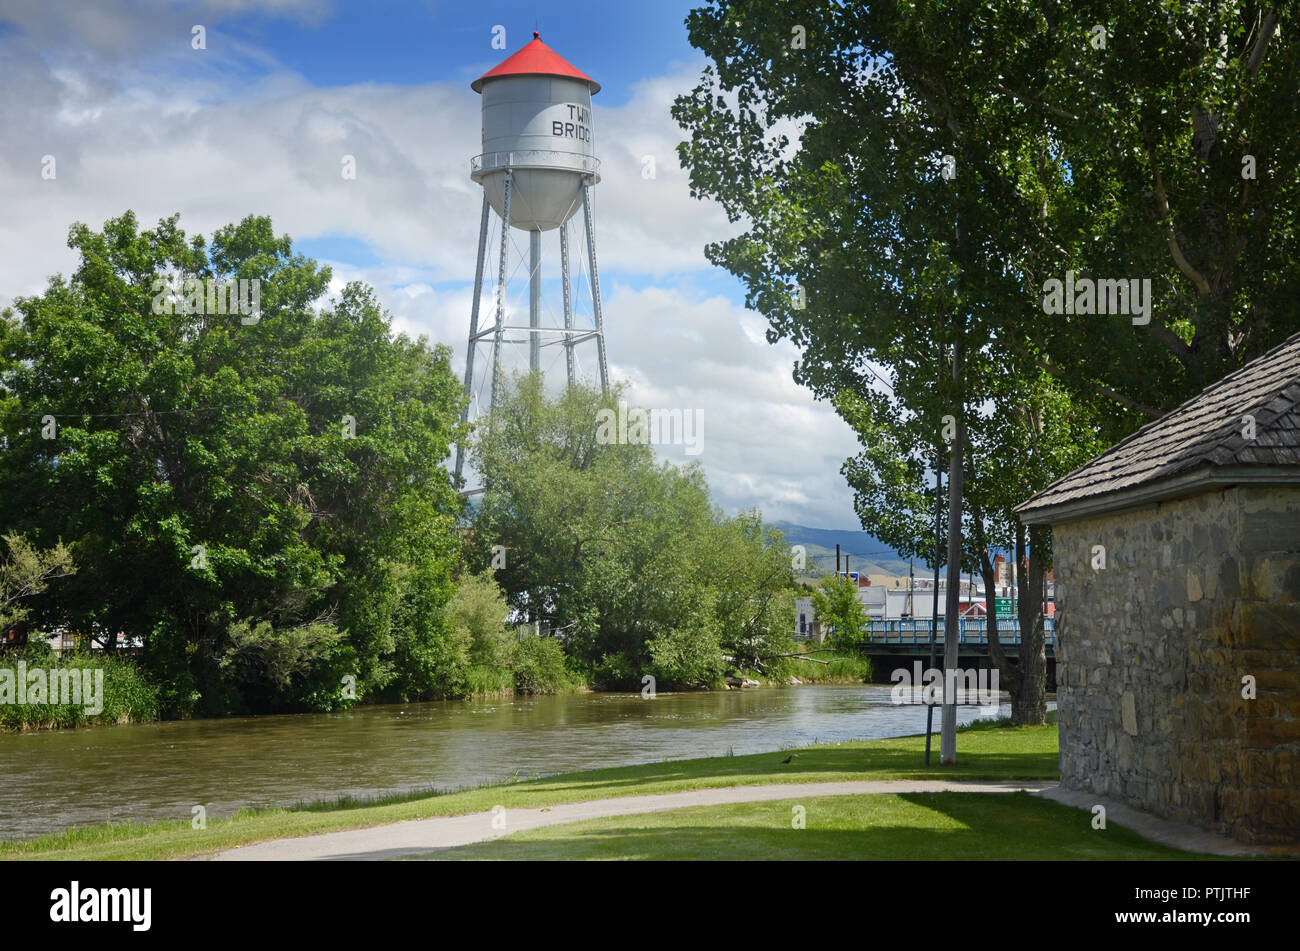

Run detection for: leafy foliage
[[511, 633, 572, 695], [671, 0, 1300, 723], [448, 570, 514, 668], [0, 211, 467, 714], [810, 572, 867, 650], [470, 375, 799, 689], [0, 534, 76, 634]]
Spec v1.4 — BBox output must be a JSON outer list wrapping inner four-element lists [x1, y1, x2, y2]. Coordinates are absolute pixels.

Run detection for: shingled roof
[[1018, 329, 1300, 524]]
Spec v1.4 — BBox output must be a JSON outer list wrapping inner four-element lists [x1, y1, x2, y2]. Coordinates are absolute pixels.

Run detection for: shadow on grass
[[496, 746, 1060, 800], [421, 793, 1221, 862]]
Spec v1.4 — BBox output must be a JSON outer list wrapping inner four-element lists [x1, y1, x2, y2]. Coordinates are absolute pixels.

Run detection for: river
[[0, 685, 1054, 841]]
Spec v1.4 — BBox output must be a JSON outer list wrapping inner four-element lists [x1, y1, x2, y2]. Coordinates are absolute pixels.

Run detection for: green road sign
[[994, 597, 1015, 618]]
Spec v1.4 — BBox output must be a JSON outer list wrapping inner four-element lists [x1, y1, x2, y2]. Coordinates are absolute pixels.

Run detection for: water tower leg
[[529, 229, 541, 373], [581, 182, 610, 394], [455, 194, 492, 480], [560, 221, 575, 387], [491, 171, 513, 410]]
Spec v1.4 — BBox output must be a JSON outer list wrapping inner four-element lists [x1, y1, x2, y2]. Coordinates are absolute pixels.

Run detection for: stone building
[[1017, 330, 1300, 844]]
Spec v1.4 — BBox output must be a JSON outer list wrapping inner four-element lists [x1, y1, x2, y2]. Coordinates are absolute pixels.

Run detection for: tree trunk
[[1013, 522, 1049, 725], [972, 513, 1049, 725], [972, 513, 1021, 702]]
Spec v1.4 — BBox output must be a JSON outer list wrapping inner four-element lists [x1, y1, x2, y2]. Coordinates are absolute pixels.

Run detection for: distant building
[[793, 597, 831, 642], [799, 565, 1057, 632], [1, 627, 142, 654]]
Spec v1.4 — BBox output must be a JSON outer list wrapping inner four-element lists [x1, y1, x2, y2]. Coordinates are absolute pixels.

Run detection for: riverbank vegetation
[[0, 643, 158, 731], [1, 213, 470, 718], [464, 375, 809, 693], [0, 214, 823, 724], [1, 718, 1058, 860]]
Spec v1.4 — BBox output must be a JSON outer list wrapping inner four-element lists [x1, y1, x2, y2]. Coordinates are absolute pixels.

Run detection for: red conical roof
[[471, 32, 600, 94]]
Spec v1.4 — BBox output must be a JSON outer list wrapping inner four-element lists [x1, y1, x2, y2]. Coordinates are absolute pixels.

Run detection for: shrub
[[512, 634, 571, 695]]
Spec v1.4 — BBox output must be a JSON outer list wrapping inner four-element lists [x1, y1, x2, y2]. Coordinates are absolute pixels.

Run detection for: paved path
[[1036, 786, 1285, 857], [200, 780, 1057, 861]]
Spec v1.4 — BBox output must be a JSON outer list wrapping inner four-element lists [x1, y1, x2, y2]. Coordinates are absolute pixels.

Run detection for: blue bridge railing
[[854, 617, 1056, 646]]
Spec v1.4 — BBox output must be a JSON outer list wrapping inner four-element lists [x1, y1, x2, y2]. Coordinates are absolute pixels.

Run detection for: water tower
[[455, 31, 610, 480]]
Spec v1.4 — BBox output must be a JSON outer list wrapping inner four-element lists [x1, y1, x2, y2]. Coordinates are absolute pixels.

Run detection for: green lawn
[[413, 792, 1218, 861], [3, 718, 1058, 861]]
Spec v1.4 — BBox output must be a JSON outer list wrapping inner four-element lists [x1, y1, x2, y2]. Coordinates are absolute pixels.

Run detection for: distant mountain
[[768, 520, 910, 577]]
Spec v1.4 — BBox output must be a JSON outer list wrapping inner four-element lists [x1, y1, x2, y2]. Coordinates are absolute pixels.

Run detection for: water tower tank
[[470, 32, 601, 232]]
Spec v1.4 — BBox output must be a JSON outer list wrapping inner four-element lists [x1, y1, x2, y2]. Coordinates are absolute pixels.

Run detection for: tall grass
[[464, 665, 514, 698], [823, 652, 874, 681], [776, 644, 873, 684], [0, 649, 160, 731]]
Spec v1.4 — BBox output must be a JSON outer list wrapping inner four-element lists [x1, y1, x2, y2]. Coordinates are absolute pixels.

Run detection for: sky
[[0, 0, 865, 529]]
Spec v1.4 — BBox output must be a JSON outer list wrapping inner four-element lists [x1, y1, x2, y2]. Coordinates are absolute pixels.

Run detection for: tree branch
[[1144, 317, 1195, 368], [1246, 10, 1278, 76], [1007, 339, 1164, 418], [992, 82, 1080, 123], [1149, 152, 1212, 296]]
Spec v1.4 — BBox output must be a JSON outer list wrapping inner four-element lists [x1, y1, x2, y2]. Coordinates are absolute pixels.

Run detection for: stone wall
[[1053, 484, 1300, 843]]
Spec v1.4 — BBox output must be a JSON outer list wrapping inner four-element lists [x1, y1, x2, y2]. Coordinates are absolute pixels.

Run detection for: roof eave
[[471, 72, 601, 94], [1017, 465, 1300, 525]]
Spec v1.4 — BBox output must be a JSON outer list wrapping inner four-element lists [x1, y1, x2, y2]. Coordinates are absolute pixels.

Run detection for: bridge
[[813, 618, 1059, 691], [859, 617, 1056, 654]]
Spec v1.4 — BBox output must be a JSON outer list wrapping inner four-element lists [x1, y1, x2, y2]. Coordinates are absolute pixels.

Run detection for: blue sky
[[0, 0, 869, 533], [236, 1, 704, 100]]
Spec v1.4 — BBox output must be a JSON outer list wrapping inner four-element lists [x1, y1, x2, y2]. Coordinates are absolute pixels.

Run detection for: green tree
[[471, 374, 799, 689], [0, 534, 76, 636], [512, 633, 571, 695], [837, 362, 1103, 722], [448, 570, 514, 667], [0, 211, 467, 713], [673, 0, 1300, 727], [703, 513, 798, 675], [675, 0, 1300, 434], [810, 572, 867, 650], [471, 374, 712, 687]]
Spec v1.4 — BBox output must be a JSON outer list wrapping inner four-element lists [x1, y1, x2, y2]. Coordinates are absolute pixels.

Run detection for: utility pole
[[940, 332, 965, 765], [908, 559, 914, 618], [925, 455, 943, 766], [836, 544, 841, 574]]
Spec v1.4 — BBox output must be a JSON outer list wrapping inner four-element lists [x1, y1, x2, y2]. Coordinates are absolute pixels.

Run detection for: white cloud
[[0, 9, 865, 529]]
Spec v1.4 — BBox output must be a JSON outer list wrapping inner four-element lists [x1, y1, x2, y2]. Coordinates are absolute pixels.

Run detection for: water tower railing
[[471, 150, 601, 177]]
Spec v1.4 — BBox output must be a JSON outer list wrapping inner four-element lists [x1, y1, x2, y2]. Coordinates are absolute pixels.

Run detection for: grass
[[0, 650, 160, 731], [411, 792, 1219, 861], [1, 717, 1059, 861], [463, 664, 515, 698], [753, 645, 874, 685]]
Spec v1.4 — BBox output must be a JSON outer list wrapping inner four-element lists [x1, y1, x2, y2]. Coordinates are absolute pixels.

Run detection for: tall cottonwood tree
[[673, 0, 1300, 726], [673, 0, 1084, 731]]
